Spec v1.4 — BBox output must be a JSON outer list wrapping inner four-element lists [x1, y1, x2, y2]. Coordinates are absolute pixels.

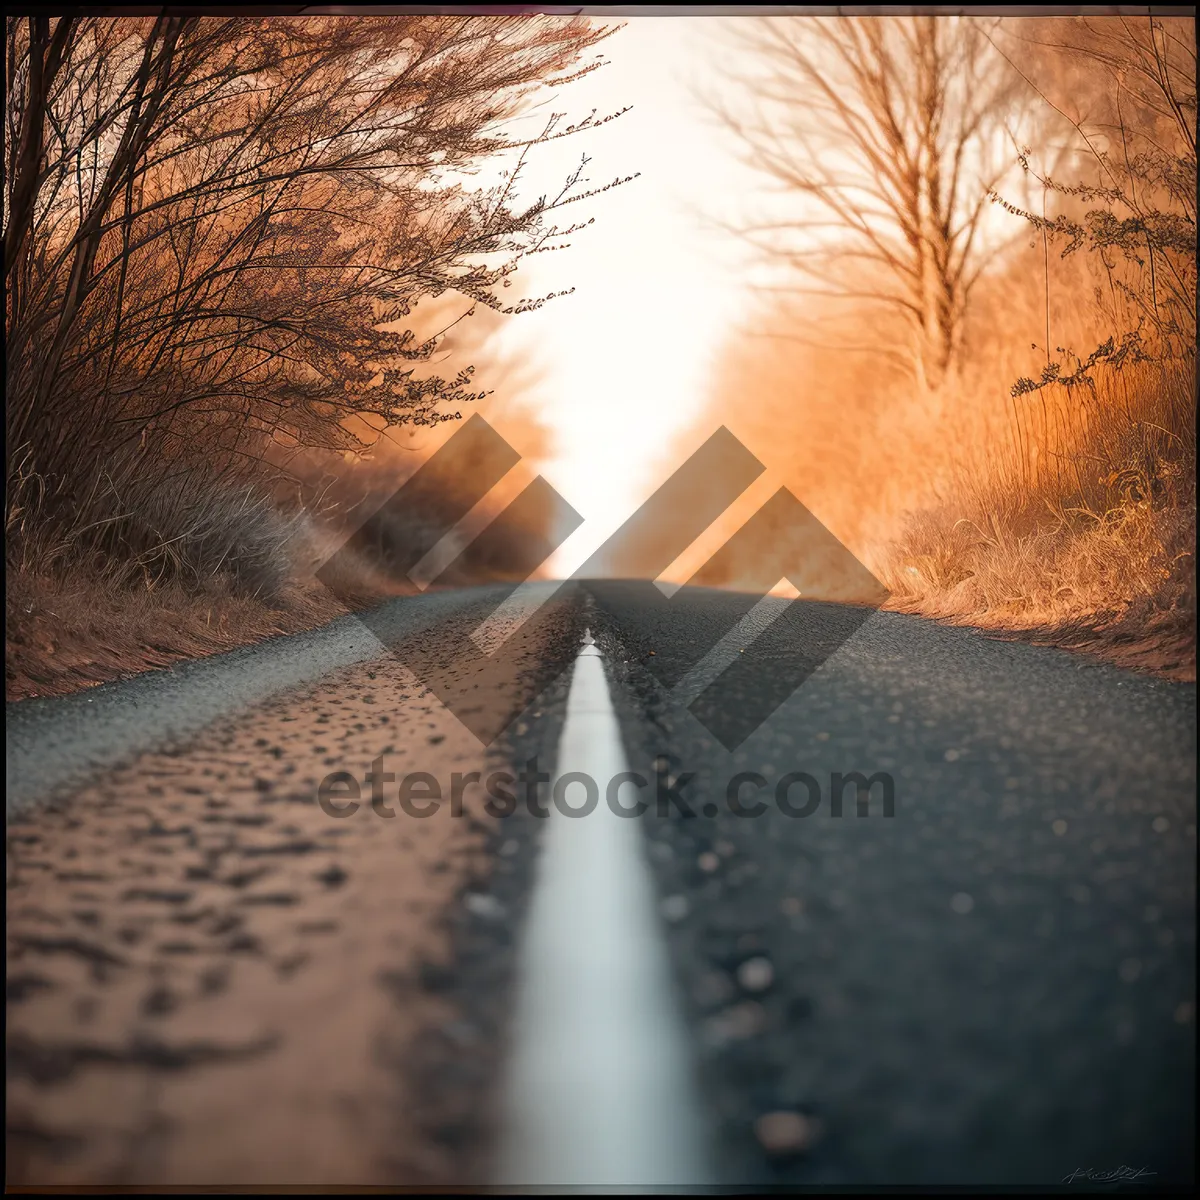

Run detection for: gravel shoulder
[[6, 587, 501, 819], [6, 586, 582, 1189]]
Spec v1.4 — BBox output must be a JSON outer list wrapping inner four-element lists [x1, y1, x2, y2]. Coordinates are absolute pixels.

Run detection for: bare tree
[[4, 15, 628, 545], [712, 15, 1027, 390]]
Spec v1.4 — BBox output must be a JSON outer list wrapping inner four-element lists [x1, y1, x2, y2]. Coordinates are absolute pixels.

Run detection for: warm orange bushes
[[686, 14, 1194, 673]]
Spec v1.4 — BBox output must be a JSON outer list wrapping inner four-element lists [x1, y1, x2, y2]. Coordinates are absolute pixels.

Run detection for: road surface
[[6, 582, 1196, 1189]]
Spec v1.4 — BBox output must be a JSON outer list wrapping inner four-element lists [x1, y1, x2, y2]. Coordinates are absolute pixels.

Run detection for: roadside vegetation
[[5, 14, 623, 697], [699, 14, 1195, 677]]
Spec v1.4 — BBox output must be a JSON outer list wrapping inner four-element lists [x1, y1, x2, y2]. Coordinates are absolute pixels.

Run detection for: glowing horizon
[[491, 18, 761, 579]]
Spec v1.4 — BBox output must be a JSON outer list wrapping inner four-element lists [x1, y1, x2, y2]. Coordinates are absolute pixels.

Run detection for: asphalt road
[[6, 581, 1196, 1189], [587, 581, 1196, 1189]]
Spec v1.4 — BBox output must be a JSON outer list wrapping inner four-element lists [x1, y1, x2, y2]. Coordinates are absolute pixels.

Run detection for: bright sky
[[485, 15, 1030, 582], [495, 17, 761, 578]]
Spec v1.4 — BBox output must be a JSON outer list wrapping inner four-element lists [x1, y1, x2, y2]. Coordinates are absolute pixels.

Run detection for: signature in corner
[[1062, 1165, 1157, 1184]]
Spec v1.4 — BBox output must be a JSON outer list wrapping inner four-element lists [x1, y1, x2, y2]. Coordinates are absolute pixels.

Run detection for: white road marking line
[[495, 630, 711, 1190]]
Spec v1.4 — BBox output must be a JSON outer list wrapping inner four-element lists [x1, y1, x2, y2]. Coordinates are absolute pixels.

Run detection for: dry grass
[[884, 487, 1195, 679], [879, 347, 1195, 678], [680, 13, 1195, 679], [5, 387, 557, 701], [7, 568, 338, 701], [683, 259, 1194, 680]]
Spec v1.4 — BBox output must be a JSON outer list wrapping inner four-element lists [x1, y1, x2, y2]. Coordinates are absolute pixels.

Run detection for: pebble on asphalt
[[754, 1111, 822, 1158], [950, 892, 975, 914], [698, 852, 720, 873], [464, 892, 505, 921], [661, 894, 689, 923], [736, 956, 774, 993], [704, 1000, 765, 1045]]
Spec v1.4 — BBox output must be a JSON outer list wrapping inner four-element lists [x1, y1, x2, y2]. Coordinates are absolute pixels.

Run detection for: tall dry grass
[[680, 245, 1193, 667], [6, 294, 561, 698], [674, 15, 1195, 675]]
